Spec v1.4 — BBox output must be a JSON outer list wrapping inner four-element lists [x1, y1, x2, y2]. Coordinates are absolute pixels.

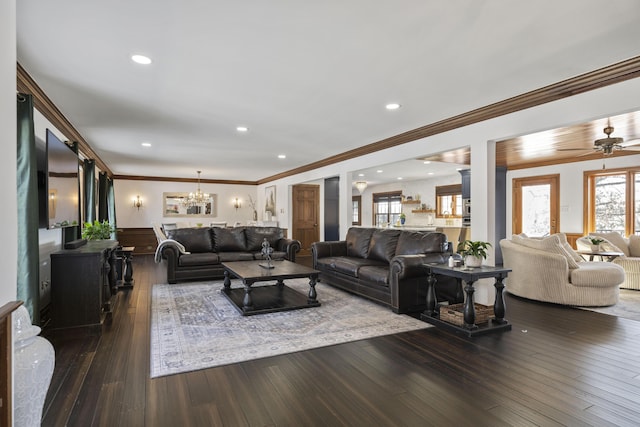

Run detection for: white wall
[[114, 179, 258, 228], [1, 0, 16, 306], [358, 175, 462, 228]]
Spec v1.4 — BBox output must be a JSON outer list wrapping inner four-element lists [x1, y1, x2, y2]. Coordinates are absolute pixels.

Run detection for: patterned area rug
[[579, 289, 640, 321], [150, 279, 429, 378]]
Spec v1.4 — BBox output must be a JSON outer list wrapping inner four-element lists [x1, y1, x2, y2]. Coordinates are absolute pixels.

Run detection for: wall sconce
[[133, 195, 143, 210], [234, 197, 241, 210]]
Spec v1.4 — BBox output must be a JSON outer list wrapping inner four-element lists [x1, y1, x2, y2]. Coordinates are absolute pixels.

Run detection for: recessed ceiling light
[[278, 154, 286, 159], [236, 126, 249, 132], [131, 54, 152, 65], [141, 142, 152, 147], [423, 161, 431, 164], [397, 177, 403, 180], [358, 173, 364, 177], [377, 170, 383, 173], [385, 103, 401, 110], [428, 172, 434, 175]]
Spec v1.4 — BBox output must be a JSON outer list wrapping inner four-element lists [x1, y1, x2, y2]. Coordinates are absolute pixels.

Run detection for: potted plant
[[81, 220, 115, 240], [399, 213, 406, 225], [587, 236, 605, 251], [457, 240, 492, 268]]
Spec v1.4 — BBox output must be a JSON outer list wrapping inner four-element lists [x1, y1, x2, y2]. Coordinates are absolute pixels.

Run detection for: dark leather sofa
[[311, 227, 463, 314], [160, 226, 301, 284]]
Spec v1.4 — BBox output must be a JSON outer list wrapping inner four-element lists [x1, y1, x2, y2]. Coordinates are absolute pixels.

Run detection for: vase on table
[[464, 255, 483, 268]]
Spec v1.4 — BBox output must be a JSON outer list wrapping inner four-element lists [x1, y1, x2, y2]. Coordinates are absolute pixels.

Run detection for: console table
[[51, 240, 119, 330], [421, 264, 512, 337]]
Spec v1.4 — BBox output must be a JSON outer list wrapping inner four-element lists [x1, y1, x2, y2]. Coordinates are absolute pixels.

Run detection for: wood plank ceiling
[[421, 110, 640, 170]]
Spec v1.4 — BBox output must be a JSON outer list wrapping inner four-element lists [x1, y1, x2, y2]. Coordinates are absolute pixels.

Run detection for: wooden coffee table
[[221, 260, 321, 315]]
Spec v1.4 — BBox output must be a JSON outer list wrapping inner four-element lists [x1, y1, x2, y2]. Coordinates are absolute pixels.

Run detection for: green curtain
[[98, 172, 117, 239], [16, 93, 40, 324], [84, 159, 96, 224]]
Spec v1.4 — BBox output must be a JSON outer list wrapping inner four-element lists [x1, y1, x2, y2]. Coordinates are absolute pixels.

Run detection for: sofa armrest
[[276, 238, 301, 262], [311, 241, 347, 268], [390, 253, 461, 280], [160, 245, 179, 284]]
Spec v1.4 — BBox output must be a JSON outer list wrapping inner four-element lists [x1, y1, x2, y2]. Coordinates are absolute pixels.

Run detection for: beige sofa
[[576, 232, 640, 290], [500, 233, 624, 306]]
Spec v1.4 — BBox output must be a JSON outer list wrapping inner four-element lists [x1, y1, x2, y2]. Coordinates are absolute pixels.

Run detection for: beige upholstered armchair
[[500, 234, 624, 306], [576, 232, 640, 290]]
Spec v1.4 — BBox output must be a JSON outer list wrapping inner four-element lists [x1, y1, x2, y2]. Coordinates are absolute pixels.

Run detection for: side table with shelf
[[421, 264, 512, 337]]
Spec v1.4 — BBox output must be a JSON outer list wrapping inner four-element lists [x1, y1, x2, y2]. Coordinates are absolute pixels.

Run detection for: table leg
[[308, 274, 318, 304], [493, 275, 507, 324], [242, 280, 254, 312], [463, 280, 478, 330], [123, 252, 134, 288], [223, 270, 231, 290], [423, 270, 437, 317]]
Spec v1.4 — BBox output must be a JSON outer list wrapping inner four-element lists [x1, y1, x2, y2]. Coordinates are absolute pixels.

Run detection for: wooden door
[[292, 184, 320, 256], [512, 174, 560, 236]]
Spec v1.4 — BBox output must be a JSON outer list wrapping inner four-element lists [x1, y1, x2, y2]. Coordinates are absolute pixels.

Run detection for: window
[[435, 184, 462, 218], [585, 167, 640, 236], [352, 196, 361, 225], [372, 191, 402, 227]]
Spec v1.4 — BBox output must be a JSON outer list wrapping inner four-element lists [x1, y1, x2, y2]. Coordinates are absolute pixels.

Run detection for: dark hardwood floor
[[41, 255, 640, 426]]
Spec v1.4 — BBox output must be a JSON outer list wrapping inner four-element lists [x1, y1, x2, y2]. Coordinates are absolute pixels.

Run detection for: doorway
[[292, 184, 320, 257], [512, 174, 560, 237]]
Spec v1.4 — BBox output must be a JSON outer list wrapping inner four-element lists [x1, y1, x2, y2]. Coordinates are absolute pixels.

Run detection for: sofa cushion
[[367, 229, 401, 262], [218, 252, 255, 262], [590, 232, 629, 256], [396, 232, 447, 255], [316, 256, 384, 277], [358, 265, 390, 285], [245, 227, 284, 251], [346, 228, 375, 258], [213, 227, 248, 252], [512, 234, 580, 269], [629, 234, 640, 257], [178, 252, 220, 267], [166, 227, 213, 253], [570, 262, 625, 287]]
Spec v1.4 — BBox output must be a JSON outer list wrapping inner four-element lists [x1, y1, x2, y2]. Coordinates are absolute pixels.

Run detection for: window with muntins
[[372, 191, 402, 227], [585, 167, 639, 236]]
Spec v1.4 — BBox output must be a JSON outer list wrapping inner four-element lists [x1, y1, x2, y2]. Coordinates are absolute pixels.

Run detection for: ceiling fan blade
[[620, 138, 640, 148], [557, 148, 589, 151], [622, 145, 640, 151]]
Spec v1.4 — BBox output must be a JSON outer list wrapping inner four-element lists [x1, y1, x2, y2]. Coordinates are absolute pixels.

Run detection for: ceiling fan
[[560, 120, 640, 156]]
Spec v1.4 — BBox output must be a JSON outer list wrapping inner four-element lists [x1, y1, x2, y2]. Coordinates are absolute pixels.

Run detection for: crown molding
[[16, 63, 113, 177], [113, 174, 257, 186]]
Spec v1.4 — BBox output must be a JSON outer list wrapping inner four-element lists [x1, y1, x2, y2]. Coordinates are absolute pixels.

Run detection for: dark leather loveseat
[[160, 226, 301, 284], [311, 227, 463, 314]]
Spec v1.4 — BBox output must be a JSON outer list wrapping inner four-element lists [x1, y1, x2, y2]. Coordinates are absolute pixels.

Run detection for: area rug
[[579, 289, 640, 321], [150, 279, 429, 378]]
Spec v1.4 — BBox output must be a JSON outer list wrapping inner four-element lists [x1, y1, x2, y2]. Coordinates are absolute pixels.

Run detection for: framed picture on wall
[[163, 192, 217, 218], [265, 186, 276, 215]]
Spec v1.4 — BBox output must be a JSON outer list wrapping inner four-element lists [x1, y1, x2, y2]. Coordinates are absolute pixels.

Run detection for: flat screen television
[[40, 129, 80, 230]]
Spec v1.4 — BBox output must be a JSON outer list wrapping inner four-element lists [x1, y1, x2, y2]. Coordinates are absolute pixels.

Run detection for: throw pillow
[[556, 233, 583, 263], [590, 232, 629, 256], [629, 234, 640, 257], [512, 234, 580, 269]]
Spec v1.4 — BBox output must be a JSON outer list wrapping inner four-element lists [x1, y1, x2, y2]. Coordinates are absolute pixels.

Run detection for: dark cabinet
[[50, 240, 119, 330]]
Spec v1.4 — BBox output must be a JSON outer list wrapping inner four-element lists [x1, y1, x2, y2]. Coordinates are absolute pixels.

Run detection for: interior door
[[512, 174, 560, 236], [292, 184, 320, 256]]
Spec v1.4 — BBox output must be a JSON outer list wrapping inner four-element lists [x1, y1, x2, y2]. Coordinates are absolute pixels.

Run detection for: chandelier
[[355, 181, 368, 194], [182, 170, 209, 207]]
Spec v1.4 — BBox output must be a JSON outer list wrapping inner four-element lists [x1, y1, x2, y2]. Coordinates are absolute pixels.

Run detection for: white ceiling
[[16, 1, 640, 182]]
